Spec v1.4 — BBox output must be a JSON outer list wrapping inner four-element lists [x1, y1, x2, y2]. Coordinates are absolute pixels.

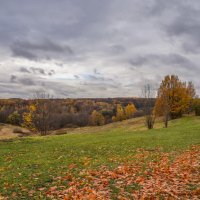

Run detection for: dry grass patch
[[0, 125, 31, 140]]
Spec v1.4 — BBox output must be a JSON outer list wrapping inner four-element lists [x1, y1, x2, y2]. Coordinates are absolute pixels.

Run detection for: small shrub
[[145, 115, 155, 129], [7, 112, 21, 125]]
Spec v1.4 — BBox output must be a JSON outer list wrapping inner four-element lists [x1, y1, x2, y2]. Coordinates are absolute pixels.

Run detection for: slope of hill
[[0, 116, 199, 199], [51, 116, 154, 135]]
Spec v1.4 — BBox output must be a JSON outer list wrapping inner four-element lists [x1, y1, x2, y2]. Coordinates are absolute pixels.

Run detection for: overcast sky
[[0, 0, 200, 98]]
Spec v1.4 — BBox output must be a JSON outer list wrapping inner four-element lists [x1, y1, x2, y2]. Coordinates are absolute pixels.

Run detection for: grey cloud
[[88, 75, 105, 81], [10, 75, 35, 86], [109, 45, 126, 55], [161, 1, 200, 53], [0, 84, 31, 98], [19, 78, 35, 86], [74, 75, 80, 79], [165, 7, 200, 37], [41, 81, 86, 97], [19, 67, 55, 76], [129, 53, 197, 70], [59, 90, 77, 97], [129, 56, 148, 67], [19, 67, 30, 73], [13, 39, 65, 52], [48, 70, 55, 76], [56, 63, 64, 67], [148, 0, 178, 16], [0, 0, 200, 97], [11, 46, 38, 60], [86, 74, 114, 82], [10, 75, 17, 83], [30, 67, 45, 75], [80, 81, 118, 89], [94, 68, 100, 75], [10, 39, 74, 61]]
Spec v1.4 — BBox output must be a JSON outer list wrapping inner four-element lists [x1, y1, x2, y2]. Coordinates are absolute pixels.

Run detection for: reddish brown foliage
[[46, 146, 200, 199]]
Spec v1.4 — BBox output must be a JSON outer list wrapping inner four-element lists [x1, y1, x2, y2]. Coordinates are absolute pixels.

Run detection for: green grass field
[[0, 116, 200, 199]]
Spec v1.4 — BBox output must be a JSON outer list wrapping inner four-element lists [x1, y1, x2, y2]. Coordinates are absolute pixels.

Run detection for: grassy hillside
[[0, 116, 200, 199]]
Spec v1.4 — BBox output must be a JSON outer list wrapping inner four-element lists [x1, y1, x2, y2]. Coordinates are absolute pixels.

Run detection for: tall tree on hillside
[[154, 75, 194, 128]]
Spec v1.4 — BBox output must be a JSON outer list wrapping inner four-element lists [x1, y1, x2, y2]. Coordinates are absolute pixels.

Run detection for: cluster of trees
[[144, 75, 197, 129], [112, 103, 137, 122]]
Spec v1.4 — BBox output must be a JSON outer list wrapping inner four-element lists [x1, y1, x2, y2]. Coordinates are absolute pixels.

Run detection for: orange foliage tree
[[154, 75, 195, 127]]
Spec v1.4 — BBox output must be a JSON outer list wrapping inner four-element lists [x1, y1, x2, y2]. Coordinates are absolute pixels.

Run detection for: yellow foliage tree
[[114, 104, 126, 121], [125, 103, 137, 119], [90, 110, 105, 126], [22, 104, 37, 132]]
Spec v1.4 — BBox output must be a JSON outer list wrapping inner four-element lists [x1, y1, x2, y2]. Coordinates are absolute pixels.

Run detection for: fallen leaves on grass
[[46, 146, 200, 199], [0, 195, 5, 200]]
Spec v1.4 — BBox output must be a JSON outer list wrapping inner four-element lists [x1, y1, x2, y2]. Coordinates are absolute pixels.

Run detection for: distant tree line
[[0, 74, 199, 134], [0, 95, 148, 135]]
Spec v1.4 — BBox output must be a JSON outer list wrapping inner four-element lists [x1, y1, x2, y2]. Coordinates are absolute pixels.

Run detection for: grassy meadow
[[0, 116, 200, 199]]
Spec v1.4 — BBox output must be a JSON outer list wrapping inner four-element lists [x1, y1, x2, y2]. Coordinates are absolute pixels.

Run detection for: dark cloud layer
[[129, 53, 197, 71], [11, 39, 74, 61], [0, 0, 200, 98]]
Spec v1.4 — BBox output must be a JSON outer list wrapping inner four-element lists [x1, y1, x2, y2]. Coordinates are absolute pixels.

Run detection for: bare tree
[[33, 91, 53, 135], [142, 84, 156, 129]]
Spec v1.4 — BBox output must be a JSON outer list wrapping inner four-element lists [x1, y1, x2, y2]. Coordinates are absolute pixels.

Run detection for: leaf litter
[[46, 146, 200, 199]]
